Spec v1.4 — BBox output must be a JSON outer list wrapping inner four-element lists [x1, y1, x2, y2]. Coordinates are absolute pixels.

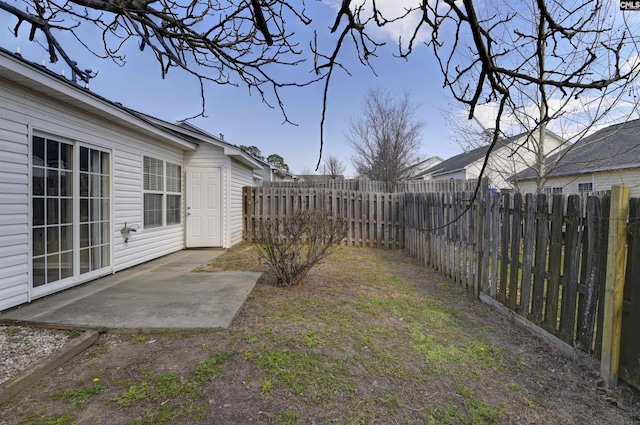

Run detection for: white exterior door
[[186, 167, 222, 247]]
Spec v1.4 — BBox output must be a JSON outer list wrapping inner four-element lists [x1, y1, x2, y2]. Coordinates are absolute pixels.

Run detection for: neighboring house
[[251, 156, 297, 185], [403, 156, 443, 180], [515, 119, 640, 197], [0, 48, 262, 311], [422, 132, 565, 191]]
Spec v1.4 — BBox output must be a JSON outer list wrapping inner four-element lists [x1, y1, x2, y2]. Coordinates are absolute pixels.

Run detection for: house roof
[[515, 119, 640, 181], [403, 156, 443, 179], [0, 47, 262, 170], [0, 47, 197, 151], [125, 111, 263, 169], [424, 133, 528, 177]]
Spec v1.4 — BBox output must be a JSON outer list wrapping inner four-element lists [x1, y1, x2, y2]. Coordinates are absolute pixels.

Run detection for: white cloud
[[459, 88, 640, 144], [322, 0, 429, 44]]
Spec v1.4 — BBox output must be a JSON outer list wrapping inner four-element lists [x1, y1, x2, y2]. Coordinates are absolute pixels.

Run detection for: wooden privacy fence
[[243, 186, 405, 249], [243, 182, 639, 389], [403, 188, 640, 389]]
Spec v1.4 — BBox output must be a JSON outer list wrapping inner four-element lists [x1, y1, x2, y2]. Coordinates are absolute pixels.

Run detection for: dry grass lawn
[[1, 244, 638, 424]]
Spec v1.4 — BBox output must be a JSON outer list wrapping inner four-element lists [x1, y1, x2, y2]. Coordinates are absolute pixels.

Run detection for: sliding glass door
[[32, 136, 110, 291]]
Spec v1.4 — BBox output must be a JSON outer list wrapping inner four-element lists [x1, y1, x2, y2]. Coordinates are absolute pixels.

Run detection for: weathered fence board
[[531, 194, 549, 327], [576, 196, 602, 352], [557, 195, 582, 344], [520, 193, 535, 317], [545, 195, 564, 335], [499, 193, 510, 305], [508, 192, 523, 310]]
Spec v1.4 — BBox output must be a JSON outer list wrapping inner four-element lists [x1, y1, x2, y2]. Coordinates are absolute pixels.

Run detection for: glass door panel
[[79, 146, 110, 275], [32, 137, 74, 287]]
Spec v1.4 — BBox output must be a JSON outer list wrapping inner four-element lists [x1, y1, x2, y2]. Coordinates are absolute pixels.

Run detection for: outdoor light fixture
[[120, 222, 140, 243]]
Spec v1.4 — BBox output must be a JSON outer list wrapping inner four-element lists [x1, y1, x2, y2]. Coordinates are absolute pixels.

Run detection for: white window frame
[[577, 182, 593, 193], [544, 186, 563, 195], [165, 162, 182, 225], [142, 156, 182, 228]]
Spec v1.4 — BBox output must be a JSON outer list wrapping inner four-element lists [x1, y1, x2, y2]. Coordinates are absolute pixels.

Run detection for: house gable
[[424, 131, 565, 190]]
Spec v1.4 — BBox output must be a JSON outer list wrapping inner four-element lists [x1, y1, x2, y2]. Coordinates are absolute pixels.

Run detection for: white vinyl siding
[[0, 95, 29, 310], [519, 169, 640, 197], [229, 159, 254, 247]]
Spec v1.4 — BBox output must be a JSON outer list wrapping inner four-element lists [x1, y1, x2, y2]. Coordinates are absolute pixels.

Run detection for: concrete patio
[[0, 249, 261, 330]]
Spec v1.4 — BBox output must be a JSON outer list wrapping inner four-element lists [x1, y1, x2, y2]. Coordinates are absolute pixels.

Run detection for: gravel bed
[[0, 325, 71, 385]]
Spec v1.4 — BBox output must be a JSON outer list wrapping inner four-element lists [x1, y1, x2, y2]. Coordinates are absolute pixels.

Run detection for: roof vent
[[219, 133, 224, 140]]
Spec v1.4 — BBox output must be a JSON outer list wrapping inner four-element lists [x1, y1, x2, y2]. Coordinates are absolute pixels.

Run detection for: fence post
[[600, 185, 629, 389], [474, 195, 485, 298], [243, 186, 252, 242]]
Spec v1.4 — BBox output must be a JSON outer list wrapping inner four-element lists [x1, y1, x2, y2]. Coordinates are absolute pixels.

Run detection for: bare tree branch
[[2, 0, 639, 193]]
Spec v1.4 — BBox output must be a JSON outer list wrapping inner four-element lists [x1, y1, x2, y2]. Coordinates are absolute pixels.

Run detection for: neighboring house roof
[[403, 156, 443, 179], [515, 119, 640, 181], [424, 133, 528, 177]]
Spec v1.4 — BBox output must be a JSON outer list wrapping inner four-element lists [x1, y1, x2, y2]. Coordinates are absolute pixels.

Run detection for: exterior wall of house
[[112, 146, 185, 272], [467, 134, 565, 191], [0, 78, 189, 310], [229, 159, 255, 247], [518, 168, 640, 197]]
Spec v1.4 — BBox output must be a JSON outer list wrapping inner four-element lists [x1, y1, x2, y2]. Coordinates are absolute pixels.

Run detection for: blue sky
[[0, 1, 466, 177]]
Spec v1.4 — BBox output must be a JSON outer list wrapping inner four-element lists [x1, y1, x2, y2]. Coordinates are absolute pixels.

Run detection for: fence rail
[[263, 178, 485, 193], [242, 182, 640, 389]]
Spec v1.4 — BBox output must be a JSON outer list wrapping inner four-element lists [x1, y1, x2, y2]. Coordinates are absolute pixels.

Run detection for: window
[[166, 163, 182, 225], [32, 136, 111, 288], [578, 182, 593, 193], [143, 156, 182, 227], [544, 186, 563, 195], [143, 156, 163, 227]]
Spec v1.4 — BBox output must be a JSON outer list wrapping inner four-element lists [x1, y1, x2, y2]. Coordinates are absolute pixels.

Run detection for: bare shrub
[[255, 209, 348, 287]]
